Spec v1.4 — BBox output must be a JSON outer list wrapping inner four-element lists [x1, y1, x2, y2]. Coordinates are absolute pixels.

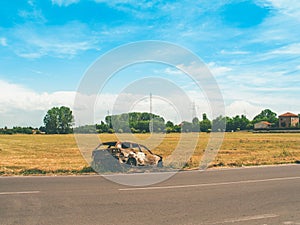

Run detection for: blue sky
[[0, 0, 300, 127]]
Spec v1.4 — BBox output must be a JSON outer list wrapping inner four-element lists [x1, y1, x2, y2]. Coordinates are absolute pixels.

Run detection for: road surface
[[1, 164, 300, 225]]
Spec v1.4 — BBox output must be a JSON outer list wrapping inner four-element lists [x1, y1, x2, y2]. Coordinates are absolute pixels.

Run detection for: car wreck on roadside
[[91, 141, 163, 172]]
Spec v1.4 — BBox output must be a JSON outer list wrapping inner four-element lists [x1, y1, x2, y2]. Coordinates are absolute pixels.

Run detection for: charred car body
[[91, 141, 163, 172]]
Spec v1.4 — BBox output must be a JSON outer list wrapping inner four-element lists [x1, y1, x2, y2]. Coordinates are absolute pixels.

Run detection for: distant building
[[254, 121, 272, 129], [279, 112, 299, 128]]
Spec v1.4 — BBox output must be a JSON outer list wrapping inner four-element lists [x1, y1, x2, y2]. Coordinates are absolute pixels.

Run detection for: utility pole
[[191, 101, 196, 120], [149, 93, 153, 133]]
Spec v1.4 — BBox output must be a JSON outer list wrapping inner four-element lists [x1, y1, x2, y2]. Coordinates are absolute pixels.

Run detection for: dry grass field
[[0, 132, 299, 175]]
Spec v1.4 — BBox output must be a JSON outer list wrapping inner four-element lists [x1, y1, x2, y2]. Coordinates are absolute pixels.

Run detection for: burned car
[[91, 141, 163, 172]]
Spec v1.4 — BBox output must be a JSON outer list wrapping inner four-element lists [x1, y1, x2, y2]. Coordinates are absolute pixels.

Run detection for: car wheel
[[157, 159, 163, 168], [127, 157, 137, 166]]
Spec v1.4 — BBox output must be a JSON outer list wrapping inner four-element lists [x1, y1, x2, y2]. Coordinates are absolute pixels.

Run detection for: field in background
[[0, 132, 299, 175]]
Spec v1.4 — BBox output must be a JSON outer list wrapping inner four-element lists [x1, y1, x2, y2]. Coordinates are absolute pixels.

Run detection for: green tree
[[58, 106, 74, 134], [253, 109, 278, 125], [165, 121, 175, 133], [43, 107, 59, 134], [200, 118, 212, 132], [181, 121, 193, 132], [222, 115, 252, 132], [166, 121, 174, 128], [43, 106, 74, 134], [192, 117, 199, 125], [105, 112, 165, 133], [231, 115, 250, 131], [105, 115, 112, 128], [191, 117, 200, 132], [212, 115, 226, 132], [152, 117, 165, 132], [96, 121, 109, 133]]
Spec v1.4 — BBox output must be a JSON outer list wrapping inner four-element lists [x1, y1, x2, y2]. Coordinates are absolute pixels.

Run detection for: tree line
[[1, 107, 299, 135], [0, 126, 41, 135], [75, 109, 297, 134]]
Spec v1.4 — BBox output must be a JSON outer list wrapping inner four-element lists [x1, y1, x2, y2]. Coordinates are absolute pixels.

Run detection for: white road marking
[[0, 164, 298, 179], [283, 221, 300, 225], [223, 214, 279, 223], [209, 214, 279, 224], [104, 164, 300, 177], [0, 191, 40, 195], [119, 176, 300, 191]]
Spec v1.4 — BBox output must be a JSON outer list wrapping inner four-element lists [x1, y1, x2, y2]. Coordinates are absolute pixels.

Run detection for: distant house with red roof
[[254, 121, 272, 129], [279, 112, 299, 128]]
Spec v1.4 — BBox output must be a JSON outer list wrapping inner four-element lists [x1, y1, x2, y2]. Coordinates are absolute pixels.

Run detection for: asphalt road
[[1, 165, 300, 225]]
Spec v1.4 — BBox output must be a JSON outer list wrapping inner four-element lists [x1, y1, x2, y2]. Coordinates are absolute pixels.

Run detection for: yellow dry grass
[[0, 134, 86, 174], [213, 132, 300, 167], [0, 132, 299, 175]]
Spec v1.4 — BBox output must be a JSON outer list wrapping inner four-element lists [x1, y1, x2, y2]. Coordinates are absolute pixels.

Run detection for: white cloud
[[27, 0, 34, 6], [248, 1, 300, 46], [0, 80, 186, 127], [1, 77, 299, 127], [265, 0, 300, 18], [94, 92, 184, 124], [207, 62, 232, 77], [16, 52, 43, 59], [0, 80, 76, 127], [0, 37, 7, 46], [225, 101, 263, 119], [94, 0, 156, 9], [0, 78, 212, 127], [94, 0, 164, 19], [18, 8, 46, 23], [51, 0, 80, 7], [0, 80, 76, 112], [270, 43, 300, 55], [163, 67, 184, 76], [220, 50, 249, 55], [12, 22, 98, 58], [177, 61, 212, 78]]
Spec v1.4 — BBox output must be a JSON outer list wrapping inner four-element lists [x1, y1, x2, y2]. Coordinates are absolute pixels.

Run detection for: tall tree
[[43, 107, 59, 134], [165, 121, 175, 133], [253, 109, 278, 125], [199, 114, 211, 132], [43, 106, 74, 134], [58, 106, 74, 134], [228, 115, 251, 131]]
